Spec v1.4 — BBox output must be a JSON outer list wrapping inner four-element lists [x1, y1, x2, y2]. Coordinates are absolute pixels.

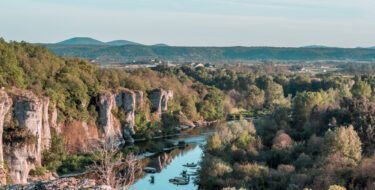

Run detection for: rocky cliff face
[[115, 88, 136, 144], [0, 87, 173, 185], [149, 89, 173, 114], [2, 89, 51, 184], [98, 92, 120, 142], [97, 88, 141, 144], [41, 97, 51, 150], [0, 90, 12, 185], [135, 90, 143, 109]]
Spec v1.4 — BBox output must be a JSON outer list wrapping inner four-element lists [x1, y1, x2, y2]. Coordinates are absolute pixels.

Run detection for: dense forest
[[188, 67, 375, 189]]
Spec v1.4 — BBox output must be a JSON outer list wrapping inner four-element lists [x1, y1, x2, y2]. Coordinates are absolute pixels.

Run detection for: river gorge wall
[[0, 87, 173, 185]]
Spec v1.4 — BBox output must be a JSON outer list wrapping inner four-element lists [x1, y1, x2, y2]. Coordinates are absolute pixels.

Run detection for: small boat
[[169, 176, 189, 185], [143, 167, 157, 173], [183, 162, 197, 168], [149, 176, 155, 184]]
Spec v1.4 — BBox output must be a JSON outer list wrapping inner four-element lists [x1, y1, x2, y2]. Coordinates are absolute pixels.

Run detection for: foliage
[[29, 166, 47, 176], [3, 122, 36, 146], [351, 79, 372, 98], [42, 132, 67, 171], [197, 88, 225, 121], [324, 126, 362, 165], [57, 154, 93, 175]]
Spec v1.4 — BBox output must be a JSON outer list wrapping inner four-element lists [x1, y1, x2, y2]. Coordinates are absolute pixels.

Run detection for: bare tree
[[87, 140, 142, 189]]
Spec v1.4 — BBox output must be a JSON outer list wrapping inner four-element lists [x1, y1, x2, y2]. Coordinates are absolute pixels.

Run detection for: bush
[[29, 166, 47, 176], [3, 122, 36, 146], [42, 132, 67, 171], [57, 154, 93, 175]]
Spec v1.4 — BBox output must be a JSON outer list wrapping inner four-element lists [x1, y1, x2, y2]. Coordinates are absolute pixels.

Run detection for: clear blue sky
[[0, 0, 374, 47]]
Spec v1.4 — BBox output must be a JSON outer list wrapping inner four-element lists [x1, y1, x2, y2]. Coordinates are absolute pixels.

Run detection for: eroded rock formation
[[134, 90, 143, 109], [149, 89, 173, 114], [97, 88, 146, 144], [0, 87, 173, 185], [98, 92, 120, 142], [41, 97, 51, 150], [0, 90, 12, 185], [3, 89, 51, 184], [115, 88, 136, 144]]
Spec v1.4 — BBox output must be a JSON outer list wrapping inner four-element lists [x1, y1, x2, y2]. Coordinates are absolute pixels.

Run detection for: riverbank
[[2, 126, 215, 190], [132, 132, 210, 190]]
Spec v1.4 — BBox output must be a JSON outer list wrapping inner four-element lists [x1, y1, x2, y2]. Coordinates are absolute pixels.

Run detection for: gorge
[[0, 87, 175, 185]]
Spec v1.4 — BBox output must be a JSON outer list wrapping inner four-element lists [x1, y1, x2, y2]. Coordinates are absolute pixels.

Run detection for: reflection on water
[[132, 134, 208, 190]]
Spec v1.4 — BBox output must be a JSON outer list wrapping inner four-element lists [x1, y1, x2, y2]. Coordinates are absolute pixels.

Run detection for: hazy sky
[[0, 0, 374, 47]]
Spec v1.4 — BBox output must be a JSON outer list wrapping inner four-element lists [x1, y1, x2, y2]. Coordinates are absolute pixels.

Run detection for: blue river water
[[132, 134, 209, 190]]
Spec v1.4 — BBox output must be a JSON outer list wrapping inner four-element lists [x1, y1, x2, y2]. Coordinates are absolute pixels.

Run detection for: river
[[132, 130, 212, 190]]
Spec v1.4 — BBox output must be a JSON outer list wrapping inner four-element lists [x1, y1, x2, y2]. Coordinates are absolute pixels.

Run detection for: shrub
[[42, 132, 67, 171], [57, 154, 93, 175], [207, 133, 222, 152], [29, 166, 47, 176]]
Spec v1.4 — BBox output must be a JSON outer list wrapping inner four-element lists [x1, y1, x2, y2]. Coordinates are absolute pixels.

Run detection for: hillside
[[106, 40, 141, 46], [57, 37, 105, 45], [45, 44, 375, 64], [57, 37, 141, 46]]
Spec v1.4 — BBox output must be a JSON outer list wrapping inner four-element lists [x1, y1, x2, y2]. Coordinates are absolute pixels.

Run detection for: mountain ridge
[[57, 37, 142, 46], [45, 43, 375, 64]]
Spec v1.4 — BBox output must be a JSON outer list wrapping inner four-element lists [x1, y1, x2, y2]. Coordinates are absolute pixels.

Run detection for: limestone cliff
[[3, 89, 51, 184], [115, 88, 136, 144], [97, 88, 141, 144], [149, 89, 173, 114], [97, 92, 121, 143], [0, 90, 12, 185], [0, 87, 174, 185], [41, 97, 51, 150], [135, 90, 143, 109]]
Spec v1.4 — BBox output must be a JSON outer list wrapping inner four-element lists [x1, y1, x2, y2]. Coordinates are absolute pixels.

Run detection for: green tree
[[245, 85, 265, 110], [42, 133, 67, 171], [351, 80, 372, 98], [324, 125, 362, 165], [198, 88, 225, 121]]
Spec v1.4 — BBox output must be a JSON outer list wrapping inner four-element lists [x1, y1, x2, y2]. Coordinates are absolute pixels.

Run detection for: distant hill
[[56, 37, 142, 46], [152, 43, 169, 47], [106, 40, 141, 46], [301, 45, 331, 48], [44, 44, 375, 64], [57, 37, 105, 45]]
